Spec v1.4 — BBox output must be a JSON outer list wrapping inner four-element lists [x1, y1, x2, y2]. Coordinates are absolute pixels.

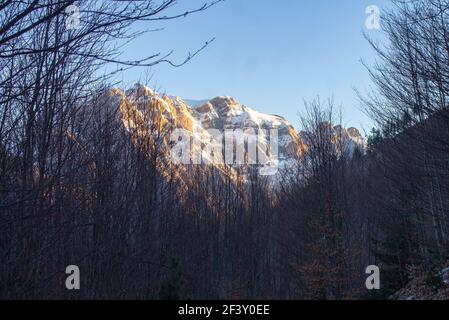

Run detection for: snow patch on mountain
[[114, 84, 365, 178], [183, 98, 210, 108]]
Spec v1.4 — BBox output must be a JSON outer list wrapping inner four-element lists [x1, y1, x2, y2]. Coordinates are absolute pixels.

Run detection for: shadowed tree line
[[1, 0, 449, 299]]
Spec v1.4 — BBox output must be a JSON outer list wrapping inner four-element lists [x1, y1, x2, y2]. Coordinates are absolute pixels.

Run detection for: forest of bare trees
[[1, 0, 449, 300]]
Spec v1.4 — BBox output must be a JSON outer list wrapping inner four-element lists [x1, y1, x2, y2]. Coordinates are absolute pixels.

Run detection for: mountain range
[[111, 84, 365, 178]]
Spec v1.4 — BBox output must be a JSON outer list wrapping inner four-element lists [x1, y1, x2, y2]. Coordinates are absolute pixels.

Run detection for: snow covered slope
[[113, 84, 364, 177]]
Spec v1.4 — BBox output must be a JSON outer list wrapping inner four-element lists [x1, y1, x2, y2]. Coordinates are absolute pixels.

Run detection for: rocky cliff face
[[112, 84, 364, 178]]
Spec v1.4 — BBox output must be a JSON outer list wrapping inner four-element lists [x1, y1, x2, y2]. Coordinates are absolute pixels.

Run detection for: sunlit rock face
[[112, 84, 364, 178]]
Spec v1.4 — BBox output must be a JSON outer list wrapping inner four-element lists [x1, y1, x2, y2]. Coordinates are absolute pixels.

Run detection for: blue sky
[[119, 0, 390, 131]]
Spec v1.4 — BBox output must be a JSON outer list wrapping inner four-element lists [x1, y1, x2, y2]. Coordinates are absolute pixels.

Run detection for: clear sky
[[119, 0, 390, 132]]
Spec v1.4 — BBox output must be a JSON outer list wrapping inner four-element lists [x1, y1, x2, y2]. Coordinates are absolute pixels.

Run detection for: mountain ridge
[[113, 84, 365, 176]]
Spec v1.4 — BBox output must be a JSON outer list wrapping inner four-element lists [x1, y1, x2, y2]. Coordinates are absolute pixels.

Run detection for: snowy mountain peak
[[113, 84, 364, 176]]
